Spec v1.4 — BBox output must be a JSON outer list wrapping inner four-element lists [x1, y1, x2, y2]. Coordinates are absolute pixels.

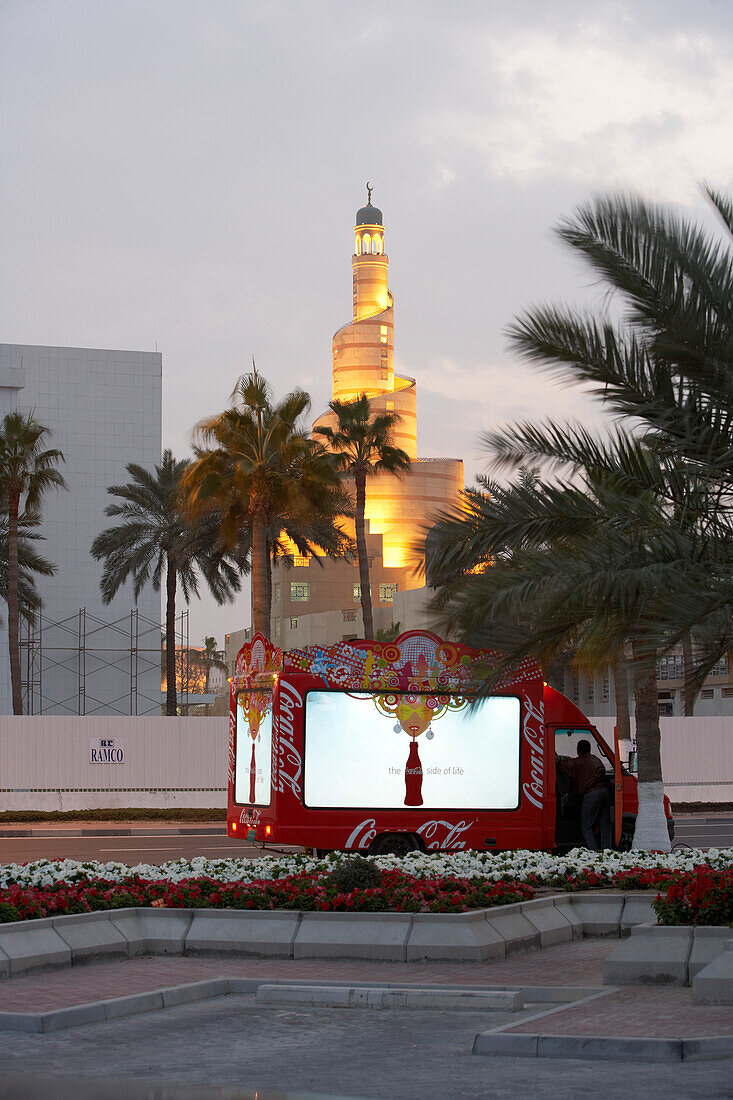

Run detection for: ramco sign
[[89, 738, 125, 764]]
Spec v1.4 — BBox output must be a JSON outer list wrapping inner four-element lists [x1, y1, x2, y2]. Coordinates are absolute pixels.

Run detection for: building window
[[343, 609, 357, 622], [710, 657, 729, 677], [572, 675, 579, 704], [722, 687, 733, 698], [289, 617, 298, 629], [292, 555, 309, 567], [658, 701, 674, 718], [353, 584, 361, 601], [273, 583, 280, 602], [601, 672, 609, 701], [275, 619, 281, 638], [381, 346, 388, 358], [373, 236, 382, 254], [386, 401, 394, 410], [701, 687, 714, 699], [586, 678, 594, 704], [657, 654, 685, 680], [361, 233, 371, 255], [379, 583, 398, 603], [290, 582, 310, 602], [381, 370, 389, 380]]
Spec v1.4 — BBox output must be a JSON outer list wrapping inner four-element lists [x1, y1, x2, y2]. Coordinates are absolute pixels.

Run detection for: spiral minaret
[[320, 192, 416, 459], [272, 189, 464, 644]]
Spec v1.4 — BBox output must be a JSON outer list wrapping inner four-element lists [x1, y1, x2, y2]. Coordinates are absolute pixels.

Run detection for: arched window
[[361, 233, 371, 255], [373, 236, 382, 254]]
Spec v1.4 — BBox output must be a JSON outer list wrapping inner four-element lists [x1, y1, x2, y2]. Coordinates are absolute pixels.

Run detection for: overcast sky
[[2, 0, 732, 645]]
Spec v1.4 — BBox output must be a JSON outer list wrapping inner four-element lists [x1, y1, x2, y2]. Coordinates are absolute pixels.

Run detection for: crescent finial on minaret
[[366, 181, 373, 205]]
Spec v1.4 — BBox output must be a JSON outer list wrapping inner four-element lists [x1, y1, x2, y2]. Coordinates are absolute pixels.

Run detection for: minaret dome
[[354, 183, 385, 256]]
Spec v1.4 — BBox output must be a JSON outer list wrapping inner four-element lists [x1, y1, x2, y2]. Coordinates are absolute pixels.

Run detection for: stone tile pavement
[[508, 986, 733, 1038], [0, 938, 731, 1045]]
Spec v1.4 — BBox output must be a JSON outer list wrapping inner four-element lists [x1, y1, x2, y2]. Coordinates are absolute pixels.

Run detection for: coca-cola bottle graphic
[[404, 739, 423, 806], [248, 742, 257, 804]]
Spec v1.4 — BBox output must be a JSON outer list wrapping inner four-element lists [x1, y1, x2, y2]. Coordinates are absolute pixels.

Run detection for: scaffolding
[[19, 607, 166, 716]]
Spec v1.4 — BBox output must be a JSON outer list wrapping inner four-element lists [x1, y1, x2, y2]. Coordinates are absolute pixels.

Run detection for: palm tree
[[0, 412, 66, 713], [428, 442, 693, 849], [314, 394, 411, 639], [201, 635, 226, 692], [91, 450, 247, 716], [428, 185, 733, 848], [0, 508, 56, 620], [184, 368, 344, 639], [264, 472, 354, 636], [502, 186, 733, 675]]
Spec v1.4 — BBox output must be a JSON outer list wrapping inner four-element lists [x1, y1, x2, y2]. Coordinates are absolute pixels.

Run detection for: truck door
[[553, 726, 613, 850]]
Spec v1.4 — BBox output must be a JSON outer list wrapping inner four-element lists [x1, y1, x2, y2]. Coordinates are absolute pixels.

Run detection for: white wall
[[591, 715, 733, 803], [2, 713, 731, 812], [0, 716, 227, 811]]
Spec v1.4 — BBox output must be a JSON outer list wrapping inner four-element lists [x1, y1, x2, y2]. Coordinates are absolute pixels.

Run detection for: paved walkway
[[0, 939, 731, 1042], [507, 986, 733, 1038]]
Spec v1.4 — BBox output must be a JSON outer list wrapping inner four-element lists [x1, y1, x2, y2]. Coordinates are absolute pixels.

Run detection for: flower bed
[[653, 865, 733, 926], [0, 870, 534, 923], [0, 848, 730, 924]]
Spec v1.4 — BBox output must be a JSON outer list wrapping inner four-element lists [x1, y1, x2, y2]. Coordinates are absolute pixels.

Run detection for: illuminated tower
[[314, 187, 461, 570], [272, 188, 464, 646], [323, 186, 416, 459]]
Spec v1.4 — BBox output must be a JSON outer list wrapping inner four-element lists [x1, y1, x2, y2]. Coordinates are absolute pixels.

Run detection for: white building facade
[[0, 344, 162, 715]]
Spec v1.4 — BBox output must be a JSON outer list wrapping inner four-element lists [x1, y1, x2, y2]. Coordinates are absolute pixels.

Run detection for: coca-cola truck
[[227, 630, 673, 854]]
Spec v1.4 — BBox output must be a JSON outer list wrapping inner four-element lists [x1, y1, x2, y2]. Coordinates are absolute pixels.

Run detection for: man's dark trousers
[[581, 787, 612, 850]]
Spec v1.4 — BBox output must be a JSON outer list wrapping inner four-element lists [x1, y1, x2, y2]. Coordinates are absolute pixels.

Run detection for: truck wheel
[[369, 832, 420, 857]]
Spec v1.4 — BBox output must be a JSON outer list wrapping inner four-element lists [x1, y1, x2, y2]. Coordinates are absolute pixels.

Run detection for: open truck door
[[544, 683, 674, 851]]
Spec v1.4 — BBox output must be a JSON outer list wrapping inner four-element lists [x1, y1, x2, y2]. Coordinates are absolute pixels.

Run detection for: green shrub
[[326, 856, 382, 893]]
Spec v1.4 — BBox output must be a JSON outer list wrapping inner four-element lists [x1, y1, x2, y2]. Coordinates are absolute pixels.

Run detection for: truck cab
[[544, 684, 674, 850]]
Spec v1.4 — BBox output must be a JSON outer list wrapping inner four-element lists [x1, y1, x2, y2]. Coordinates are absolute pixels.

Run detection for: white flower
[[1, 847, 731, 890]]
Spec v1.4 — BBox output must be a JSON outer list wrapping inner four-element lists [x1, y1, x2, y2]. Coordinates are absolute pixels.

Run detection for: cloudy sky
[[1, 0, 732, 644]]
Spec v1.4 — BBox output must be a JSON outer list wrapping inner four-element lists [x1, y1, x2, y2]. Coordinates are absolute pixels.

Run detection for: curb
[[472, 1031, 733, 1063], [0, 978, 577, 1033], [0, 978, 230, 1033], [255, 983, 524, 1012], [0, 827, 227, 838]]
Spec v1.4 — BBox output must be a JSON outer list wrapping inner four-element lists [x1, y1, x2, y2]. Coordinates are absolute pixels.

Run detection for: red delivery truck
[[227, 630, 673, 854]]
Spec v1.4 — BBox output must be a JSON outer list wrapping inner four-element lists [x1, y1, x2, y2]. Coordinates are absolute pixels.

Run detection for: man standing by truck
[[557, 739, 612, 850]]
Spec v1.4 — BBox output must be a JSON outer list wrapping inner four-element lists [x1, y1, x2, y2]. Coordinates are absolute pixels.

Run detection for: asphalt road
[[672, 816, 733, 850], [0, 831, 297, 865], [0, 995, 731, 1100], [0, 813, 731, 865]]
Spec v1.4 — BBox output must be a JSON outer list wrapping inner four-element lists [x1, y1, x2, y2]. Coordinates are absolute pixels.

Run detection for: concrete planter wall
[[603, 922, 733, 1002], [0, 892, 657, 976]]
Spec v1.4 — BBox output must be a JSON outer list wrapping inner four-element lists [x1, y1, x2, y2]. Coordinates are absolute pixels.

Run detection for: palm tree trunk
[[354, 470, 374, 639], [7, 488, 22, 715], [165, 558, 177, 716], [682, 632, 695, 716], [265, 535, 273, 640], [251, 512, 269, 638], [631, 642, 670, 851], [612, 651, 630, 742]]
